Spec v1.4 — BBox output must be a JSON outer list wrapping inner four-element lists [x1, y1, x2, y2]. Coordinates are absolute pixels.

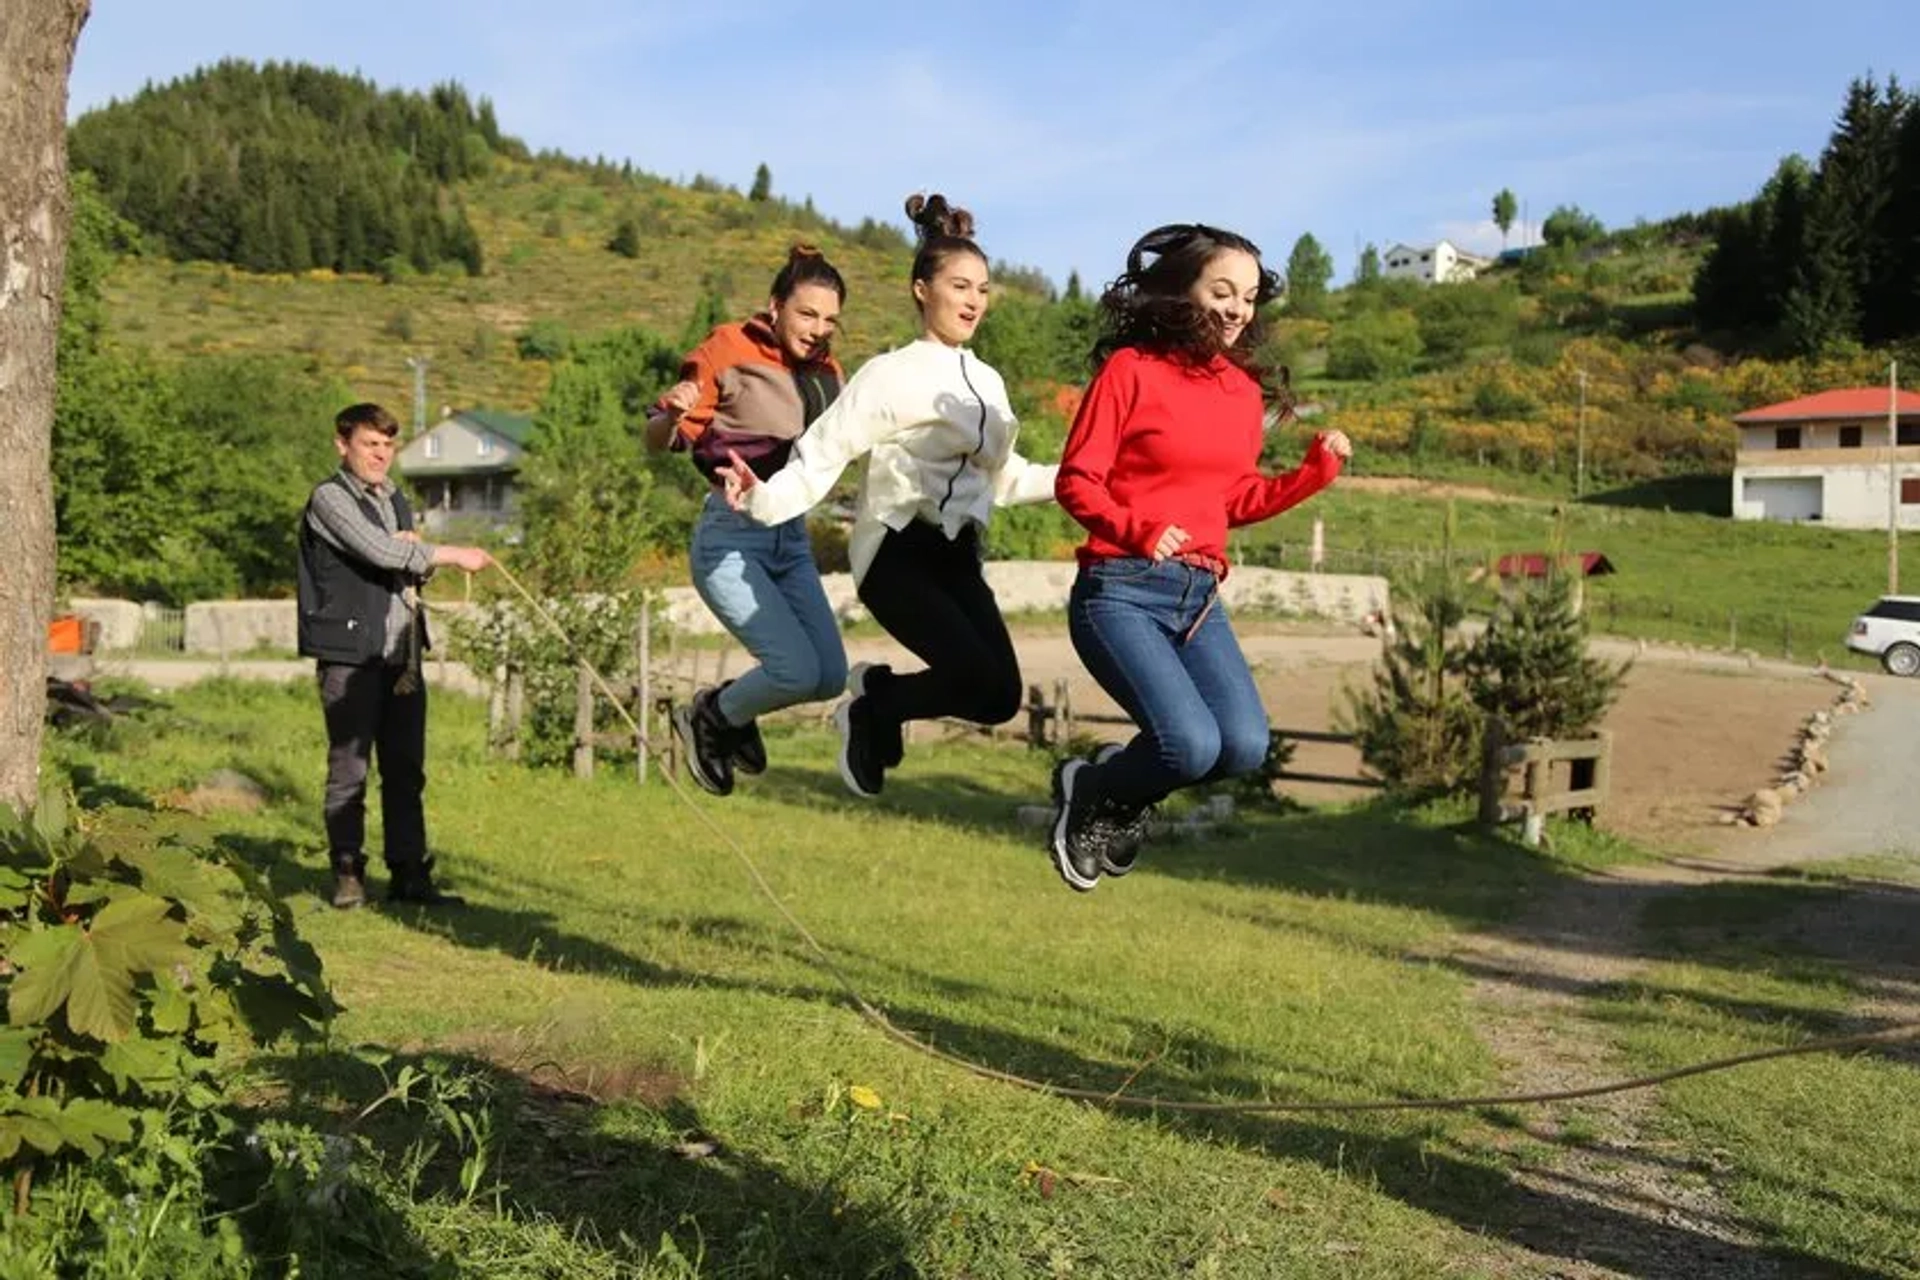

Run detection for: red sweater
[[1056, 348, 1343, 573]]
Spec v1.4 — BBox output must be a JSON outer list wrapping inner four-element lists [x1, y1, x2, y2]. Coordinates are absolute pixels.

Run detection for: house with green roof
[[395, 408, 533, 533]]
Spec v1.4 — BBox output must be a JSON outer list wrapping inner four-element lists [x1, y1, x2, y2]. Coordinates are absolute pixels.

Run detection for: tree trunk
[[0, 2, 90, 813]]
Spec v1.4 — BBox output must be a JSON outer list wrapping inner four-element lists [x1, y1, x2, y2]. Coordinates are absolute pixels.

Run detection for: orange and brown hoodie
[[663, 314, 842, 485]]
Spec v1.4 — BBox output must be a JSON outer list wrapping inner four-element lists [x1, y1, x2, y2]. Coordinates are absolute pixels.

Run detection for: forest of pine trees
[[67, 60, 505, 277], [1694, 75, 1920, 354]]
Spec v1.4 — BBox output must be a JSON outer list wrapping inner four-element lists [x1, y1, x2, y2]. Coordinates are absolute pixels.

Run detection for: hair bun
[[904, 192, 975, 242], [788, 242, 823, 262]]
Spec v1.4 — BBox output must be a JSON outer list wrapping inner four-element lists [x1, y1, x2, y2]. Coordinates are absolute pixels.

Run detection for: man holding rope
[[297, 403, 492, 909]]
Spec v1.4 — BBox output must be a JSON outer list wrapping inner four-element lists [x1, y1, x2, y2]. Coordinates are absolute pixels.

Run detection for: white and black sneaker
[[672, 687, 735, 796], [1047, 758, 1103, 892], [833, 694, 887, 798], [1085, 743, 1152, 877], [846, 662, 904, 766]]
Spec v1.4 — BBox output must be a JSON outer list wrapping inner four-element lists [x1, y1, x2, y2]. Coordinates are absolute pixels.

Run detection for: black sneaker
[[1085, 744, 1153, 877], [834, 694, 886, 798], [713, 681, 768, 775], [672, 687, 736, 796], [847, 663, 904, 766], [1047, 759, 1103, 892]]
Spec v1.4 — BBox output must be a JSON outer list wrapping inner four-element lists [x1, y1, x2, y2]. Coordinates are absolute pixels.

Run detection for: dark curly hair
[[1093, 223, 1290, 407], [905, 193, 985, 291]]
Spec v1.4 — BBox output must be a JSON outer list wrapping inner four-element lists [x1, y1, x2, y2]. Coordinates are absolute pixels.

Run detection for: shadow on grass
[[1581, 473, 1730, 516], [242, 1046, 920, 1278]]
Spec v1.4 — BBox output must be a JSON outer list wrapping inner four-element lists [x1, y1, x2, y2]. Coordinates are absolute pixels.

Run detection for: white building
[[1381, 240, 1492, 285], [395, 408, 532, 532], [1732, 388, 1920, 527]]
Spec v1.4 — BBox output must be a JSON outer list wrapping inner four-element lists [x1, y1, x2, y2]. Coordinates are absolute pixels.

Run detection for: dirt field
[[847, 623, 1839, 855]]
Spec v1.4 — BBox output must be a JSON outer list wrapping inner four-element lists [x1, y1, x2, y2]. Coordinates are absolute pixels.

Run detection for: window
[[1900, 422, 1920, 446], [1775, 426, 1802, 450], [1903, 477, 1920, 506], [1840, 425, 1863, 448], [1419, 251, 1432, 262], [1869, 596, 1920, 621], [424, 434, 442, 459], [476, 434, 494, 457]]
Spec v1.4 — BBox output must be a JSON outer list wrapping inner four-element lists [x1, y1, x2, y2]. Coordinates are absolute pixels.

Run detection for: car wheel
[[1883, 642, 1920, 678]]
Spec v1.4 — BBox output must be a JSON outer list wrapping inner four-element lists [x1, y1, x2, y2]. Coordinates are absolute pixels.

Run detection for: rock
[[182, 767, 270, 814]]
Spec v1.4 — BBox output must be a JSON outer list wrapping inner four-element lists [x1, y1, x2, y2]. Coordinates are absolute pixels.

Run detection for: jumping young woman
[[648, 244, 850, 796], [1048, 223, 1352, 891], [718, 194, 1057, 799]]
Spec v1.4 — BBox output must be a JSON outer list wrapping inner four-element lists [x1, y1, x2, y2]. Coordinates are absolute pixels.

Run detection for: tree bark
[[0, 2, 91, 813]]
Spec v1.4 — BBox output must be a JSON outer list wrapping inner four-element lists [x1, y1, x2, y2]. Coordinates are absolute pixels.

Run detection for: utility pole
[[1575, 368, 1588, 499], [1890, 359, 1901, 594], [405, 355, 430, 437]]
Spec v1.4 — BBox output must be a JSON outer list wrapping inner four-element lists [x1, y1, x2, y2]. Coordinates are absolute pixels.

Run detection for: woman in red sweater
[[1049, 223, 1352, 891]]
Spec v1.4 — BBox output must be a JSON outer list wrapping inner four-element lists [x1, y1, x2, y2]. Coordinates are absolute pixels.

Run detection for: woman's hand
[[717, 449, 758, 512], [661, 380, 699, 419], [1150, 524, 1192, 561], [1320, 429, 1353, 461]]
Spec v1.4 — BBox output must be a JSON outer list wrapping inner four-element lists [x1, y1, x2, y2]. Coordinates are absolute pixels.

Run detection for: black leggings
[[856, 521, 1023, 730]]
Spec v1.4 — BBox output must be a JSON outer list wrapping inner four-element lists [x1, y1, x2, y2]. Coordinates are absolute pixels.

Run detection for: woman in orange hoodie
[[647, 245, 849, 796]]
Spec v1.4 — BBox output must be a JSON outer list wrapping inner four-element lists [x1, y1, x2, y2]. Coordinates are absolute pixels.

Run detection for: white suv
[[1847, 595, 1920, 676]]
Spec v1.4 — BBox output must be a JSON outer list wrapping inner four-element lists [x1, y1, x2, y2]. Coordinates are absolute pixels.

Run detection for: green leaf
[[0, 1118, 19, 1160], [8, 927, 84, 1027], [52, 1098, 135, 1158], [0, 1027, 35, 1090], [149, 969, 193, 1034], [0, 866, 32, 893], [32, 785, 68, 847], [100, 1034, 186, 1090], [68, 895, 190, 1042], [12, 1097, 65, 1154]]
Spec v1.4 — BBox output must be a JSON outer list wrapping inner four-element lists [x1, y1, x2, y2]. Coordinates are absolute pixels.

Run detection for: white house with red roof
[[1731, 387, 1920, 527]]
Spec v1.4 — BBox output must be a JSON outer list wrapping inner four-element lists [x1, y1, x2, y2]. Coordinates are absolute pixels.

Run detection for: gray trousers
[[318, 661, 427, 876]]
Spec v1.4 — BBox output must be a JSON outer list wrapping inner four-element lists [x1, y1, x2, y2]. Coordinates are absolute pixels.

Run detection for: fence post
[[1055, 678, 1074, 744], [504, 667, 523, 762], [1477, 717, 1508, 827], [635, 594, 651, 785], [1025, 683, 1049, 749], [573, 662, 595, 780]]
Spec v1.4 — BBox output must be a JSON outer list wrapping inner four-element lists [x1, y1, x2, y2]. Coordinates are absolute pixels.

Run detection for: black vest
[[296, 473, 430, 664]]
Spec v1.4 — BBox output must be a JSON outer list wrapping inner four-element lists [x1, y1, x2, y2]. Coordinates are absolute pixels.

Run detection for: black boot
[[389, 859, 465, 907]]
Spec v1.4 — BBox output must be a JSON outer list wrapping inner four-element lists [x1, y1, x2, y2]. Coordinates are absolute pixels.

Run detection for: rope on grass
[[481, 561, 1920, 1116]]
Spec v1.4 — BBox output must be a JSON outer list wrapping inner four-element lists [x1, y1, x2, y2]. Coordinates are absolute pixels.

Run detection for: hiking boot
[[833, 694, 887, 798], [388, 869, 465, 907], [847, 663, 904, 767], [1047, 758, 1104, 892], [672, 687, 736, 797], [1085, 744, 1153, 878], [713, 681, 767, 775], [329, 871, 367, 910]]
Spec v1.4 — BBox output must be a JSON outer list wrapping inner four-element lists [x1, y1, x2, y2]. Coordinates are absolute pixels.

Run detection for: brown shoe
[[330, 872, 368, 910]]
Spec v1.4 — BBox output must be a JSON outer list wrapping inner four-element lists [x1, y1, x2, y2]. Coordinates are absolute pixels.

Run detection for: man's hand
[[436, 545, 492, 574], [1320, 429, 1353, 461], [395, 530, 421, 543]]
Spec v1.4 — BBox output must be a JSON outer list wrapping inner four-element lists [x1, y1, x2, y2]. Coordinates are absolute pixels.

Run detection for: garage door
[[1742, 476, 1823, 522]]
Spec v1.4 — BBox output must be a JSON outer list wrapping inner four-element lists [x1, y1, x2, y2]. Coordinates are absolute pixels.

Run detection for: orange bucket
[[47, 615, 85, 655]]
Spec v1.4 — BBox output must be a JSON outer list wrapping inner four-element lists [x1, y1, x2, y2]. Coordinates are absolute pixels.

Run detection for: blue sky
[[68, 1, 1911, 290]]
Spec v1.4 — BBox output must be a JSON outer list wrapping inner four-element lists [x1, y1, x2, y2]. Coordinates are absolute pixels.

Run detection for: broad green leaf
[[68, 895, 190, 1042], [12, 1098, 65, 1154], [101, 1034, 185, 1090], [0, 1117, 19, 1160], [0, 866, 31, 893], [32, 785, 68, 847], [149, 969, 193, 1034], [0, 1028, 34, 1089], [8, 927, 84, 1027], [51, 1098, 135, 1158], [119, 845, 242, 933]]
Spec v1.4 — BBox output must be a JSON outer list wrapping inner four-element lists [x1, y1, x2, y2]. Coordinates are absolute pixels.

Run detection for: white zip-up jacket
[[743, 337, 1058, 581]]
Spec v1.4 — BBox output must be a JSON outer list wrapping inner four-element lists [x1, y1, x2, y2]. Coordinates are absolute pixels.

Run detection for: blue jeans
[[1067, 558, 1269, 807], [689, 493, 848, 725]]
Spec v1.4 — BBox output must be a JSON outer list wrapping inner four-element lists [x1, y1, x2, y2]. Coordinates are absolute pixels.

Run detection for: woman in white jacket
[[720, 194, 1056, 798]]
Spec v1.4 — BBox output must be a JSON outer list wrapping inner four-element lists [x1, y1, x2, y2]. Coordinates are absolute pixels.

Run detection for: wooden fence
[[1476, 717, 1612, 846]]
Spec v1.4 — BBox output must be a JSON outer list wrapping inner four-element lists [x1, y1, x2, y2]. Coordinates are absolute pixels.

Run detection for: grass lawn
[[38, 679, 1920, 1278]]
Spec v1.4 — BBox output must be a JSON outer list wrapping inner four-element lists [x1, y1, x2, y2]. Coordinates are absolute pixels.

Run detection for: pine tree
[[1339, 569, 1482, 797], [1466, 566, 1628, 743], [607, 215, 641, 259], [1354, 242, 1381, 286], [1492, 188, 1517, 249], [749, 162, 772, 202]]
